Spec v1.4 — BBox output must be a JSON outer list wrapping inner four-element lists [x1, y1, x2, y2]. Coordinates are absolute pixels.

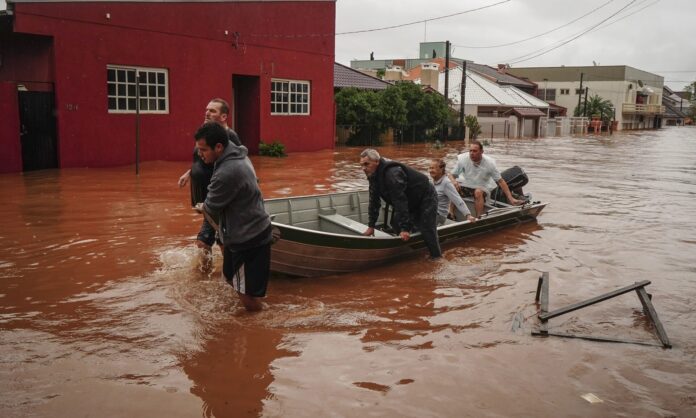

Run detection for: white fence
[[540, 117, 589, 137]]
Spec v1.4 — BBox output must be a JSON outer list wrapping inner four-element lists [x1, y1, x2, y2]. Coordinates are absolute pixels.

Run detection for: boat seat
[[318, 213, 391, 237]]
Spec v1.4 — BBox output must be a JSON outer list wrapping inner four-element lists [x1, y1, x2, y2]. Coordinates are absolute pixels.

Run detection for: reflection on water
[[2, 129, 696, 417]]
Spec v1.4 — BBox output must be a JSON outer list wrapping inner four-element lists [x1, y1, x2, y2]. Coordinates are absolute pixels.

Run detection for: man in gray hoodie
[[195, 121, 272, 311]]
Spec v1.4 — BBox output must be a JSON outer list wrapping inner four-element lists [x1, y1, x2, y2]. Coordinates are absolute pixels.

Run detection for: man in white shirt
[[450, 140, 524, 217]]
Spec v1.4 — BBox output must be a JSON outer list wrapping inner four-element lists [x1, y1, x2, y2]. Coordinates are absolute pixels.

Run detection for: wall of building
[[5, 1, 335, 169], [0, 82, 22, 173], [509, 66, 666, 131]]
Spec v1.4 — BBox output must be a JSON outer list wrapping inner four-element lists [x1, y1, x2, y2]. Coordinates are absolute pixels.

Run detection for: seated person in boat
[[359, 149, 441, 259], [450, 140, 524, 217], [429, 158, 477, 225]]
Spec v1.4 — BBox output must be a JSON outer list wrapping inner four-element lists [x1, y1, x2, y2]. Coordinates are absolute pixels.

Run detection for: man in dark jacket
[[360, 148, 441, 259], [195, 121, 272, 311]]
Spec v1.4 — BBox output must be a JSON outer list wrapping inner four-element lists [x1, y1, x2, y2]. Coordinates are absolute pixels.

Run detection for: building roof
[[500, 85, 549, 107], [663, 102, 688, 119], [403, 57, 459, 81], [466, 62, 534, 88], [462, 70, 548, 108], [512, 107, 546, 117], [333, 62, 391, 90], [507, 65, 664, 86]]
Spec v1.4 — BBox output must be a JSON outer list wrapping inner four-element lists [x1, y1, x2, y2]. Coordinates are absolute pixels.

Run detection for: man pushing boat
[[359, 149, 442, 259]]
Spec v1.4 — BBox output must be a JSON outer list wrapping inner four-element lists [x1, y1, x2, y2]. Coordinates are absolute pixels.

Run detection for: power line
[[335, 0, 512, 35], [585, 0, 660, 35], [500, 0, 638, 65], [453, 0, 616, 49]]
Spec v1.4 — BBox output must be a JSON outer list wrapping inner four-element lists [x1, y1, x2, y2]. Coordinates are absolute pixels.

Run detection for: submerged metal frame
[[532, 273, 671, 348]]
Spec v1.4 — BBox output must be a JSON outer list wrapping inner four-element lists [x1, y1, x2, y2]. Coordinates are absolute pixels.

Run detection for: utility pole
[[135, 70, 141, 175], [444, 40, 450, 140], [544, 78, 550, 117], [583, 86, 589, 117], [445, 41, 449, 103], [459, 60, 467, 140], [577, 72, 584, 115]]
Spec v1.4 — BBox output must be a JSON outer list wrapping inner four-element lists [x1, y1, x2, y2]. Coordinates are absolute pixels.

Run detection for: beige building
[[507, 65, 664, 130]]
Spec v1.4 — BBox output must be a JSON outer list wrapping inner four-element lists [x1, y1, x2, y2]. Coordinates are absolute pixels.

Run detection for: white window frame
[[107, 65, 169, 114], [271, 79, 310, 115]]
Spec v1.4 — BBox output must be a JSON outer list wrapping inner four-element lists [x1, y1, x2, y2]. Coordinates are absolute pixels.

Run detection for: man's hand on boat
[[509, 197, 525, 206], [363, 227, 375, 237], [399, 231, 410, 241]]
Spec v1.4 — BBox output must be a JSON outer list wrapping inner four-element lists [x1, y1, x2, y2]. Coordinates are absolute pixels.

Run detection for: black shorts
[[222, 242, 271, 298], [459, 186, 487, 199]]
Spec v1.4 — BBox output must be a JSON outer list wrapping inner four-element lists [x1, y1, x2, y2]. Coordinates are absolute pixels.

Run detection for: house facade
[[397, 59, 548, 138], [0, 0, 336, 173], [507, 65, 665, 131]]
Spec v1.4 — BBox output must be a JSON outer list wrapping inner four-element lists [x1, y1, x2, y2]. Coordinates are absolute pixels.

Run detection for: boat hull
[[266, 191, 546, 277]]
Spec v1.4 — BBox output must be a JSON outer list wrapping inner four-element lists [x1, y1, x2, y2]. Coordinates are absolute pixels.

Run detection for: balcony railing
[[622, 103, 665, 114]]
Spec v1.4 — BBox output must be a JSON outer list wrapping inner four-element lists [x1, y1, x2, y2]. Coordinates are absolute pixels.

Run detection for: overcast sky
[[1, 0, 693, 90], [335, 0, 696, 90]]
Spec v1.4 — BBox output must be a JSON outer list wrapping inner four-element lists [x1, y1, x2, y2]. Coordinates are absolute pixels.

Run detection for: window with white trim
[[271, 79, 310, 115], [107, 65, 169, 113]]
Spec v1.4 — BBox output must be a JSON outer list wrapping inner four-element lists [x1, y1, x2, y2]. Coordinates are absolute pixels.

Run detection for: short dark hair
[[210, 98, 230, 116], [432, 158, 446, 171], [194, 121, 228, 148], [471, 140, 484, 152]]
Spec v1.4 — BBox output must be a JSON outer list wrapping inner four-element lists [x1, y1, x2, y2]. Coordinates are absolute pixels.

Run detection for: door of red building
[[232, 75, 260, 155], [19, 91, 58, 171]]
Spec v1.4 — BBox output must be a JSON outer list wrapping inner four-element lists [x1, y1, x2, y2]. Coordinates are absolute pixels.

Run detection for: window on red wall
[[271, 79, 310, 115], [107, 65, 169, 114]]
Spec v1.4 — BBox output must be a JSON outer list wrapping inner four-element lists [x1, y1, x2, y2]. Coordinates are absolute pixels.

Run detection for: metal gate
[[19, 91, 58, 171]]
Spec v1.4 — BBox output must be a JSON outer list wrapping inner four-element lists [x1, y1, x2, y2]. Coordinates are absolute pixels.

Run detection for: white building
[[507, 65, 664, 130], [406, 61, 549, 138]]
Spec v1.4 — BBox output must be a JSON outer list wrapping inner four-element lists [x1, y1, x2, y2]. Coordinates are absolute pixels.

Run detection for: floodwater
[[1, 127, 696, 418]]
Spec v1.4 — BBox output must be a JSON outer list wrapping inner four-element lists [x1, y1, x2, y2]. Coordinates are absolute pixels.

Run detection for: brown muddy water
[[1, 128, 696, 417]]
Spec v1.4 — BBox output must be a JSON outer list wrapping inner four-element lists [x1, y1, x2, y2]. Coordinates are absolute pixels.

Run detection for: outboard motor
[[489, 166, 529, 204]]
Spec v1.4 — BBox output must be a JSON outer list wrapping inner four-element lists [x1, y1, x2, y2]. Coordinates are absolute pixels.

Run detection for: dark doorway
[[232, 75, 261, 154], [19, 91, 58, 171]]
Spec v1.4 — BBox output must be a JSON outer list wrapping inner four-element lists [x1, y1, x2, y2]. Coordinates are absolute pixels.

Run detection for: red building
[[0, 0, 336, 173]]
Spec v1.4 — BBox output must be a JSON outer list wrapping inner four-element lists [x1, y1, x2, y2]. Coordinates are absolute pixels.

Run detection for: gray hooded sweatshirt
[[203, 143, 271, 249]]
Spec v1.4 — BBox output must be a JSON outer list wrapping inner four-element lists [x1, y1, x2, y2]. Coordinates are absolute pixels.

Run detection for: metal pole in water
[[135, 70, 140, 176]]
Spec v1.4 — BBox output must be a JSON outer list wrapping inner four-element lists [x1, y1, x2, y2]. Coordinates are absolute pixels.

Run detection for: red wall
[[6, 1, 335, 169], [0, 82, 22, 173]]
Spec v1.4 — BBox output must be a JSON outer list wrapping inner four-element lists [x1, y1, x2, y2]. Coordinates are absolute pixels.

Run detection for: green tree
[[391, 82, 449, 141], [334, 82, 452, 145], [335, 87, 384, 145], [684, 82, 696, 118], [574, 94, 615, 122], [683, 81, 695, 100], [464, 115, 482, 139], [379, 85, 407, 128]]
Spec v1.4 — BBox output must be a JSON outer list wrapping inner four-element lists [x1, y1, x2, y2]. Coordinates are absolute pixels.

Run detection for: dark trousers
[[196, 217, 216, 247], [391, 184, 441, 258]]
